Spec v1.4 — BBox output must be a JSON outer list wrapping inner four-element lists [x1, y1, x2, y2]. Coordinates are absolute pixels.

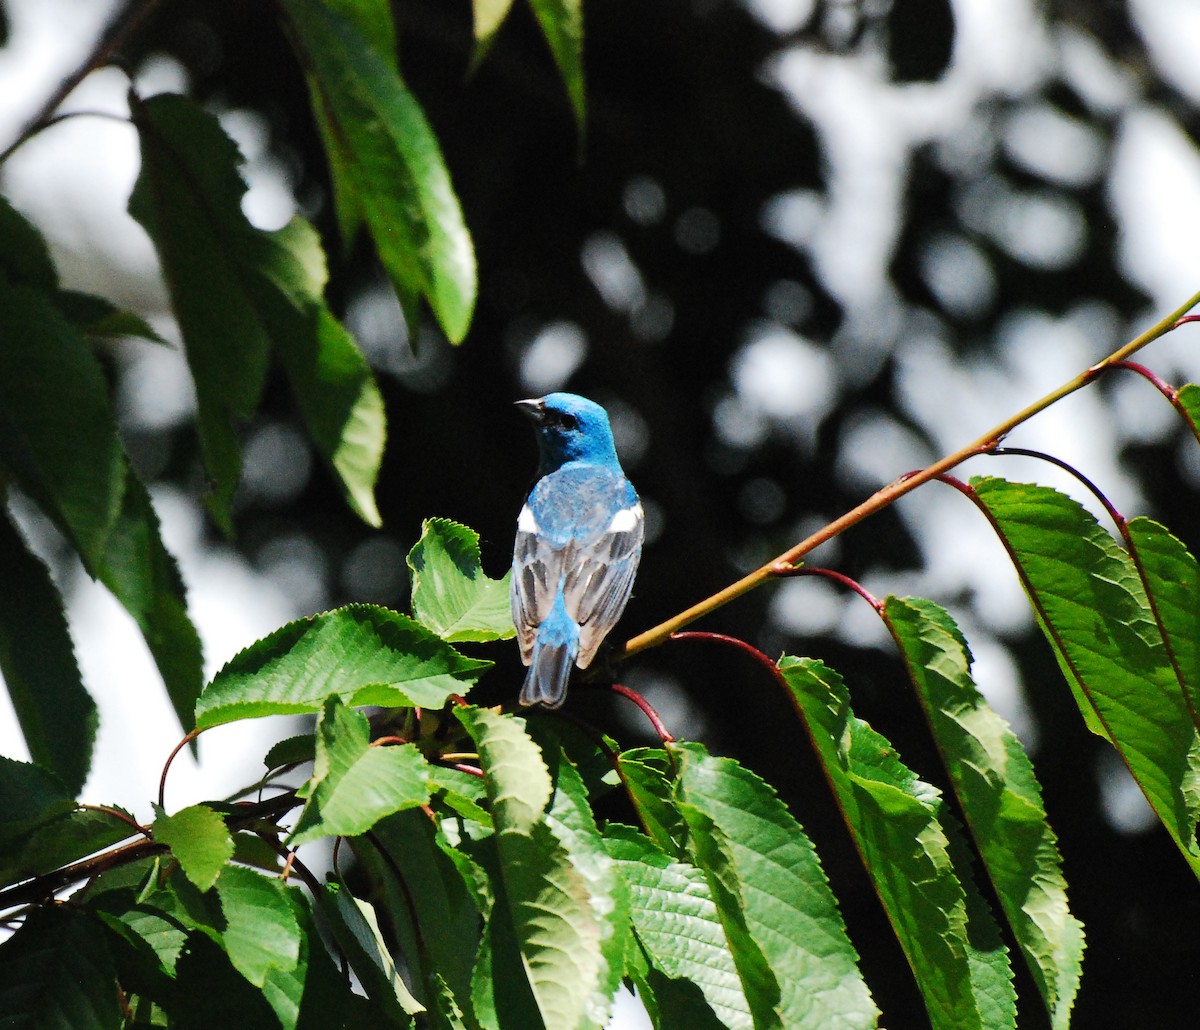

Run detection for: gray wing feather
[[511, 469, 643, 669], [511, 525, 557, 663], [565, 514, 644, 668]]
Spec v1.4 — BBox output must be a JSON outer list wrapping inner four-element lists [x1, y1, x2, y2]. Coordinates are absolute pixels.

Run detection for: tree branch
[[621, 287, 1200, 657], [0, 790, 303, 913], [0, 0, 165, 165]]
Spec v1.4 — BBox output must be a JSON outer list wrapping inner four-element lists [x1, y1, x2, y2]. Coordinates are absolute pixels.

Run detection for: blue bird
[[511, 393, 644, 708]]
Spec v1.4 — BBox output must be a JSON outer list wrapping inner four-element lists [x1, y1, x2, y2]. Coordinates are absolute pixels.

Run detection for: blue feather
[[511, 394, 643, 708]]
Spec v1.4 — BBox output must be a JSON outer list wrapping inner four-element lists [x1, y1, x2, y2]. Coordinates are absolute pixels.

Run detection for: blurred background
[[2, 0, 1200, 1024]]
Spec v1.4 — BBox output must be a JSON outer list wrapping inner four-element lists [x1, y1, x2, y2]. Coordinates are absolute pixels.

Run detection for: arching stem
[[622, 290, 1200, 657]]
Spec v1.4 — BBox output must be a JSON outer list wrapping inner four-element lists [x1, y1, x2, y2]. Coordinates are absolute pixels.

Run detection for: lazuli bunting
[[512, 393, 644, 708]]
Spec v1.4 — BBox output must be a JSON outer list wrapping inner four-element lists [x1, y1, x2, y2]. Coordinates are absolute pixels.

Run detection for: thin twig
[[0, 789, 302, 913], [158, 728, 202, 809], [776, 566, 885, 613], [370, 735, 410, 747], [607, 683, 675, 743], [622, 290, 1200, 656], [0, 0, 165, 165], [255, 832, 324, 897], [77, 803, 151, 839]]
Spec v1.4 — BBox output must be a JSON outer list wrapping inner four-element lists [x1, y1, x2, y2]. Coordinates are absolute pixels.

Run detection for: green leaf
[[472, 0, 516, 49], [779, 655, 1016, 1030], [0, 756, 74, 843], [0, 907, 122, 1029], [616, 747, 687, 855], [110, 903, 190, 977], [129, 94, 385, 531], [1174, 382, 1200, 445], [408, 517, 514, 642], [282, 0, 477, 342], [97, 470, 204, 737], [972, 476, 1200, 876], [670, 741, 879, 1030], [55, 290, 169, 345], [92, 901, 179, 1010], [264, 733, 317, 771], [262, 887, 358, 1030], [195, 604, 490, 729], [0, 514, 96, 794], [1126, 517, 1200, 726], [884, 595, 1084, 1029], [319, 0, 397, 67], [528, 0, 586, 137], [289, 697, 431, 845], [458, 706, 613, 1029], [0, 805, 138, 885], [0, 276, 125, 564], [263, 218, 385, 527], [603, 824, 751, 1029], [430, 974, 470, 1030], [302, 0, 398, 248], [128, 92, 271, 533], [351, 810, 487, 1019], [214, 865, 302, 988], [468, 836, 542, 1030], [632, 962, 731, 1030], [231, 830, 286, 874], [152, 803, 234, 892], [321, 882, 422, 1024], [541, 753, 630, 1022], [456, 707, 552, 836], [431, 765, 493, 829], [0, 195, 56, 290], [109, 878, 212, 978], [170, 932, 283, 1029]]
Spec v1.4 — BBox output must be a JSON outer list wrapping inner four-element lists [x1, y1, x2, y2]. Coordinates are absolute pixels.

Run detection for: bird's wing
[[511, 502, 561, 664], [563, 497, 644, 668], [512, 467, 644, 668]]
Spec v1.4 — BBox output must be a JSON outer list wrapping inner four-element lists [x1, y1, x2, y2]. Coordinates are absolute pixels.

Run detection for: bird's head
[[516, 392, 620, 473]]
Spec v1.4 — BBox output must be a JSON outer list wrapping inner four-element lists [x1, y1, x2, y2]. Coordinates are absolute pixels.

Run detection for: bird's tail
[[520, 596, 580, 709]]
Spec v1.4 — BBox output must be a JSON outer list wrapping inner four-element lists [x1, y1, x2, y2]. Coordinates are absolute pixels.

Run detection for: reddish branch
[[0, 790, 303, 913]]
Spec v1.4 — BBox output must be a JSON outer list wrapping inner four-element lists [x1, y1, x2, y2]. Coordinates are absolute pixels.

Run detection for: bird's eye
[[554, 412, 579, 431]]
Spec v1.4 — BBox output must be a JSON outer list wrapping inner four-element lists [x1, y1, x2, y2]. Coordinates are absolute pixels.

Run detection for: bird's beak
[[515, 398, 546, 423]]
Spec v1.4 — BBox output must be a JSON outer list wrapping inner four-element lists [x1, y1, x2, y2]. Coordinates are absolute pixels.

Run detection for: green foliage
[[603, 823, 751, 1027], [883, 595, 1084, 1029], [289, 697, 431, 845], [670, 741, 879, 1030], [5, 0, 1200, 1026], [780, 656, 1016, 1030], [408, 518, 515, 642], [281, 0, 476, 343], [322, 882, 423, 1023], [7, 459, 1200, 1026], [460, 705, 620, 1028], [0, 907, 123, 1028], [214, 866, 303, 989], [195, 604, 490, 728], [152, 804, 234, 892], [0, 276, 124, 566], [129, 92, 384, 532], [0, 514, 96, 794], [971, 476, 1200, 876], [1175, 382, 1200, 442], [527, 0, 586, 135], [0, 804, 136, 885]]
